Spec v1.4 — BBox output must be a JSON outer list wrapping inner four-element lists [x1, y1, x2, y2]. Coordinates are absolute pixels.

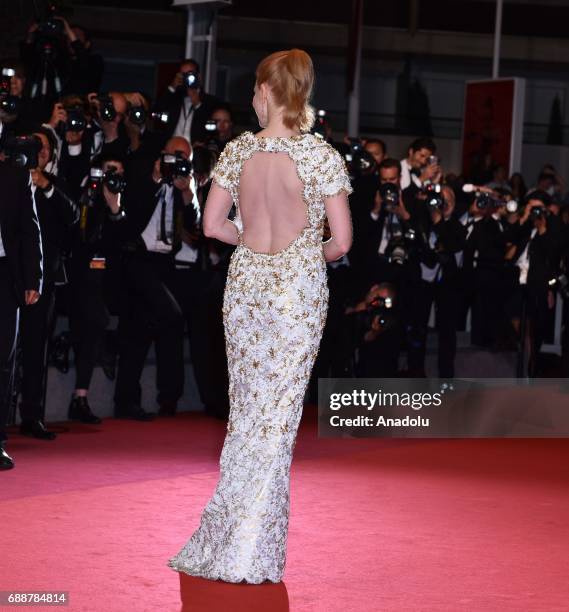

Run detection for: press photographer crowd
[[2, 10, 569, 463]]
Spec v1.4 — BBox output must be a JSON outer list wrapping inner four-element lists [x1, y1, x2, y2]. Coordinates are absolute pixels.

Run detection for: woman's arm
[[323, 192, 353, 262], [202, 182, 239, 245]]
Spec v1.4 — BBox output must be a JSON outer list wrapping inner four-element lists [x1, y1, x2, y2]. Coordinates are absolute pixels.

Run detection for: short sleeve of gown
[[320, 144, 353, 198], [212, 138, 238, 195]]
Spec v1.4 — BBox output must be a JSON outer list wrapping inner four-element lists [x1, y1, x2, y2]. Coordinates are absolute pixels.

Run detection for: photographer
[[123, 92, 168, 180], [364, 138, 386, 166], [461, 188, 510, 349], [368, 159, 413, 282], [344, 283, 400, 377], [21, 10, 102, 102], [153, 59, 226, 145], [505, 190, 561, 376], [208, 107, 235, 153], [405, 184, 467, 377], [400, 137, 439, 190], [87, 91, 130, 161], [0, 60, 51, 135], [114, 136, 200, 419], [17, 128, 78, 439], [0, 121, 43, 469], [67, 153, 127, 424]]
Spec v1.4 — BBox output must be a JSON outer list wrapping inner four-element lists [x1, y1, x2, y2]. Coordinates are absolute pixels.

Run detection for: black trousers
[[69, 268, 110, 391], [169, 265, 213, 405], [19, 282, 56, 421], [114, 253, 184, 408], [0, 259, 19, 443], [406, 279, 459, 378]]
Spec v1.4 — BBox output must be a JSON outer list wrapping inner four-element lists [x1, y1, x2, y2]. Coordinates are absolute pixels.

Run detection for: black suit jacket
[[0, 163, 43, 303], [34, 175, 78, 284], [154, 89, 225, 143]]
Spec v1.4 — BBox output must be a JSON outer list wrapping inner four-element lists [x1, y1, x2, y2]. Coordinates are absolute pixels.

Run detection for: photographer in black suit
[[114, 136, 201, 419], [0, 122, 43, 469], [404, 183, 467, 377], [153, 59, 225, 145], [506, 190, 561, 376], [18, 127, 78, 440]]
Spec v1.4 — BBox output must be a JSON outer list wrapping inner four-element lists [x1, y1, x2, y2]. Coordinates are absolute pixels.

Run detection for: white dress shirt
[[141, 184, 175, 253], [400, 158, 422, 190], [173, 97, 202, 143]]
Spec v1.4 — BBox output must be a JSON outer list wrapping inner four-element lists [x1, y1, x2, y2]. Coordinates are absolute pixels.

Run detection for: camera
[[128, 105, 146, 126], [427, 154, 439, 166], [312, 109, 328, 140], [474, 190, 502, 211], [64, 106, 86, 132], [367, 295, 396, 330], [182, 70, 201, 90], [97, 95, 116, 122], [0, 134, 42, 169], [386, 227, 417, 265], [424, 183, 445, 209], [205, 119, 218, 135], [160, 152, 192, 184], [549, 274, 569, 301], [0, 68, 19, 115], [151, 110, 169, 126], [37, 3, 64, 37], [530, 206, 548, 220], [344, 138, 375, 178], [85, 166, 126, 205], [378, 182, 399, 212]]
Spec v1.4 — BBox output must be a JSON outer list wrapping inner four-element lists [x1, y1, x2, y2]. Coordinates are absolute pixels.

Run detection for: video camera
[[0, 134, 42, 169], [0, 68, 20, 116], [85, 165, 126, 206], [378, 182, 400, 212], [160, 152, 192, 184]]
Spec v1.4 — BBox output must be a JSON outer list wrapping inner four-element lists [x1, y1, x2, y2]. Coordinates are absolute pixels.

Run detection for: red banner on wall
[[462, 78, 524, 179]]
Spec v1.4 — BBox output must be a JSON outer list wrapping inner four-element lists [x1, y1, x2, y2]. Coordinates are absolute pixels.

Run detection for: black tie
[[159, 188, 171, 245]]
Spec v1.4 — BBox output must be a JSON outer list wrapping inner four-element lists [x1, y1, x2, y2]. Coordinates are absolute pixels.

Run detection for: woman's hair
[[255, 49, 315, 133]]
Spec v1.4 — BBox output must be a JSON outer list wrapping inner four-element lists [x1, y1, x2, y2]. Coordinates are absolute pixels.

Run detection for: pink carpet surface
[[1, 406, 568, 612]]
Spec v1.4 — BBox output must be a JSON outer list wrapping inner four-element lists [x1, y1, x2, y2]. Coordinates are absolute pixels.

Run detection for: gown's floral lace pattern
[[168, 131, 352, 584]]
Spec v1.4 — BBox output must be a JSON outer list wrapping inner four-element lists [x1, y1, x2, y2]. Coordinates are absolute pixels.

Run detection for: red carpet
[[1, 407, 568, 611]]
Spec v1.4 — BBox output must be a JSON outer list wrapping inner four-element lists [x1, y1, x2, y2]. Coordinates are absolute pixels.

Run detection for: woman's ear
[[260, 82, 270, 104]]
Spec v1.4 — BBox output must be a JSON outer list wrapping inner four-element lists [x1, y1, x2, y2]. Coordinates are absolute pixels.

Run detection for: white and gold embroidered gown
[[168, 131, 352, 584]]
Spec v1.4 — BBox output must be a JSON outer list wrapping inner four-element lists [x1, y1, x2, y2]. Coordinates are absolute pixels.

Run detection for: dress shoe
[[68, 396, 102, 424], [0, 445, 14, 470], [159, 401, 177, 417], [115, 404, 156, 421], [19, 419, 57, 440]]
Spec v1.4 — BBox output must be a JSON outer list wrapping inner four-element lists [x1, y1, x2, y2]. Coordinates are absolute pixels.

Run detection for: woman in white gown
[[168, 48, 353, 584]]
